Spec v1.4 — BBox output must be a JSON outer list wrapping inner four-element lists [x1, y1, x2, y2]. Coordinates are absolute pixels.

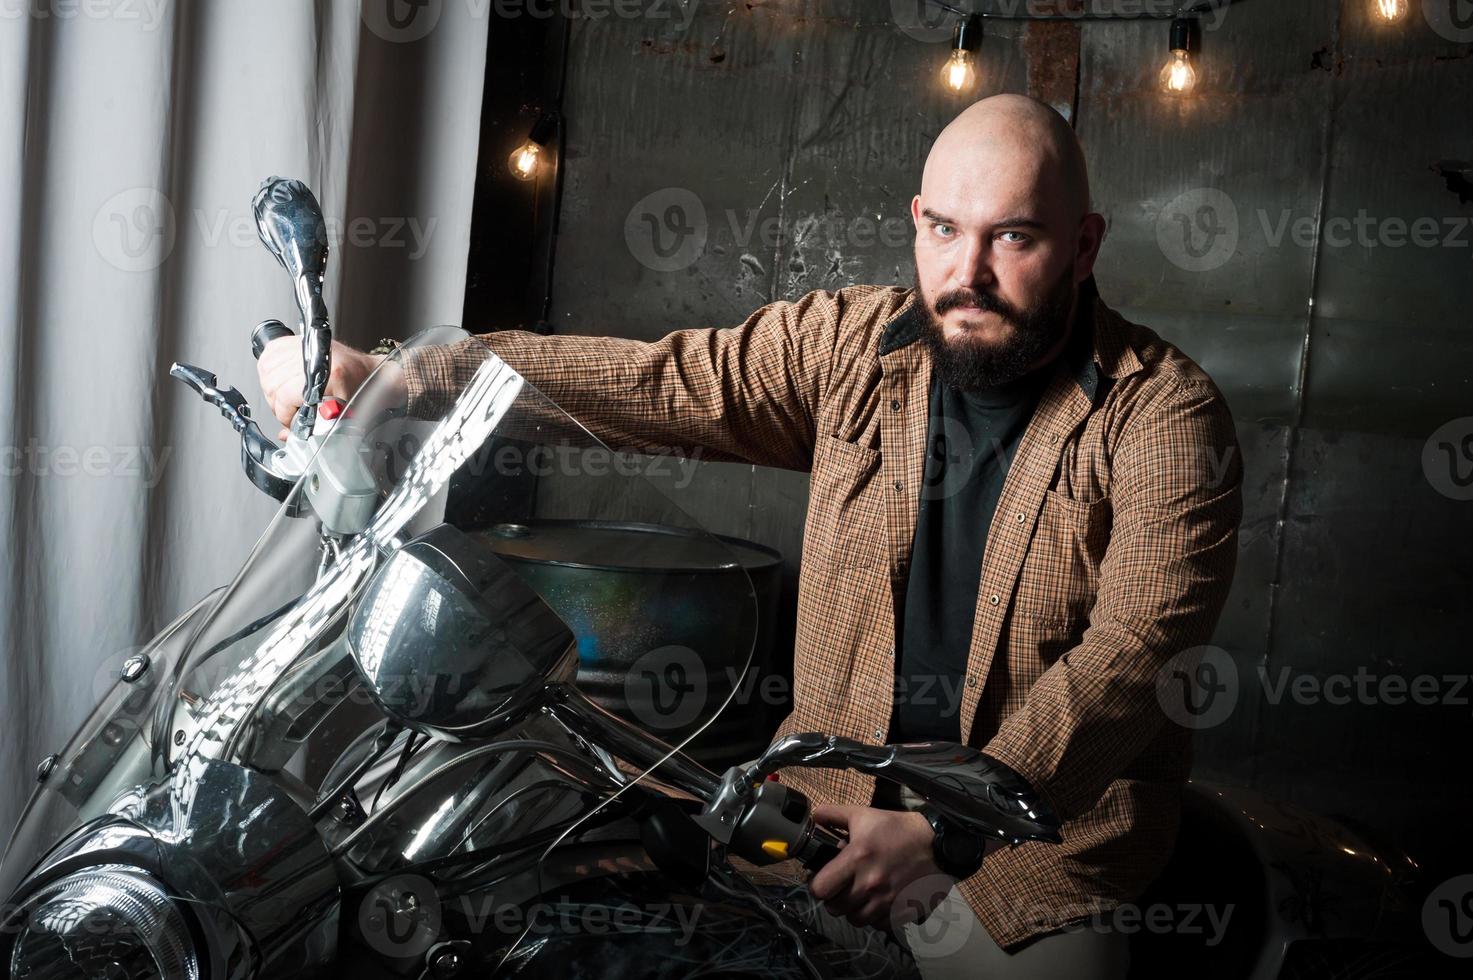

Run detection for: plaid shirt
[[402, 277, 1243, 949]]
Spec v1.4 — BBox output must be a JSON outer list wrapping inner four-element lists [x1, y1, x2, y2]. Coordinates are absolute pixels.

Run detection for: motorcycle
[[0, 178, 1062, 980]]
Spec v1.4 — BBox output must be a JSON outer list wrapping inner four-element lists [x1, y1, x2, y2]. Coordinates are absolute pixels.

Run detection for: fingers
[[258, 336, 304, 427], [808, 848, 857, 904], [811, 804, 857, 830]]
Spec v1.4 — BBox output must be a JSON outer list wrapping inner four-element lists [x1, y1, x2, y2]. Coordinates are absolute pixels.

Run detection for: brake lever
[[169, 361, 300, 505], [697, 733, 1062, 850]]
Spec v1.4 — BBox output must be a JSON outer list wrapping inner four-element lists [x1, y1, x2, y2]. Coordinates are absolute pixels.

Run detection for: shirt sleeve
[[397, 290, 844, 472], [980, 378, 1243, 820]]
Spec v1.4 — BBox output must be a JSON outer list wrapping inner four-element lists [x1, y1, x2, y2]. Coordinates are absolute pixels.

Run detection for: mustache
[[932, 287, 1016, 319]]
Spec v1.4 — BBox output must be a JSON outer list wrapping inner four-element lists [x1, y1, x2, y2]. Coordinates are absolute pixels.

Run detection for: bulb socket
[[1169, 16, 1199, 53], [526, 110, 558, 148], [952, 14, 983, 53]]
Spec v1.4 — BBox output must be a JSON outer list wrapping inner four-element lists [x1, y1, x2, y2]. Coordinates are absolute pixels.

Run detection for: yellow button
[[761, 840, 789, 860]]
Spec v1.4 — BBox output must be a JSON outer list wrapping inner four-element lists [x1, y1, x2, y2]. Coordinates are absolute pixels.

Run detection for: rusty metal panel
[[1254, 3, 1473, 830], [532, 0, 1472, 843]]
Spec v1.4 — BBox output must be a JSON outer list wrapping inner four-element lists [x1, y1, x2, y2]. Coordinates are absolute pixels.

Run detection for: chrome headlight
[[8, 864, 200, 980]]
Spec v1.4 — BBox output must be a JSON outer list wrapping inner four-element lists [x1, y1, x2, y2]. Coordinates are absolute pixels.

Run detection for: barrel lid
[[475, 520, 781, 574]]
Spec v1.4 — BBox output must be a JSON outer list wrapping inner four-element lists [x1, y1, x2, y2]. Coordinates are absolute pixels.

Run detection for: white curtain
[[0, 0, 488, 841]]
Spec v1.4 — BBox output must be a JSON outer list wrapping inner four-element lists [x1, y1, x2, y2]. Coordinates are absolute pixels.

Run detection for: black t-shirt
[[891, 369, 1051, 743]]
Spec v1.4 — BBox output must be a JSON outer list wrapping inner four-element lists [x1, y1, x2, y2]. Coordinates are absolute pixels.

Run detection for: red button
[[319, 398, 344, 421]]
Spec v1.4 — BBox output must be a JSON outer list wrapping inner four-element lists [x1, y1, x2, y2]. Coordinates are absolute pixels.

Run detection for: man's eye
[[933, 223, 956, 237], [998, 231, 1030, 245]]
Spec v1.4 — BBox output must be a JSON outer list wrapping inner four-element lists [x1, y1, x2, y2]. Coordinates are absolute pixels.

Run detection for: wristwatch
[[919, 804, 988, 880]]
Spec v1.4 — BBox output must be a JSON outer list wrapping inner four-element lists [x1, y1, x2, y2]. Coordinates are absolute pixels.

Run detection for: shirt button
[[890, 399, 902, 412], [967, 675, 977, 688], [1015, 512, 1025, 523], [989, 594, 1000, 605], [1051, 433, 1060, 445], [893, 481, 903, 492], [873, 728, 885, 741]]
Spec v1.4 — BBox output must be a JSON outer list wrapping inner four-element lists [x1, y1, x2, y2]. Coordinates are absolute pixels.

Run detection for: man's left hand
[[807, 805, 946, 929]]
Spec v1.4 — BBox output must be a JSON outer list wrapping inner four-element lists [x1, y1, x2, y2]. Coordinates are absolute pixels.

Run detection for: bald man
[[260, 95, 1241, 979]]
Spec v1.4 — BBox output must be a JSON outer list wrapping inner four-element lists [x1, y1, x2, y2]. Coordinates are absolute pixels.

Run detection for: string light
[[508, 111, 558, 182], [1159, 17, 1200, 97], [941, 15, 983, 94], [919, 1, 1251, 98], [1373, 0, 1408, 22]]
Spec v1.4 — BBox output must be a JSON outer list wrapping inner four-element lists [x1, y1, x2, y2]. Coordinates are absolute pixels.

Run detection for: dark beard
[[917, 265, 1076, 391]]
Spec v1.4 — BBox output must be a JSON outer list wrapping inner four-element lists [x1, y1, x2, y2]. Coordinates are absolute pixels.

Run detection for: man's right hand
[[257, 337, 389, 440]]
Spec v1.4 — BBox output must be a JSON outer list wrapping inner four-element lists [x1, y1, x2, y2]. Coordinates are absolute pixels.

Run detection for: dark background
[[461, 0, 1472, 882]]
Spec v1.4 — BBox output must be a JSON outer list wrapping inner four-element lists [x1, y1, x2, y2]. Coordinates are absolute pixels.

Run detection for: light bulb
[[942, 49, 976, 93], [508, 142, 541, 181], [1159, 49, 1197, 96], [1374, 0, 1408, 22]]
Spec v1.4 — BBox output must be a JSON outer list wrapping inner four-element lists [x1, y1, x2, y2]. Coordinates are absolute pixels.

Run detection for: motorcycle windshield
[[0, 326, 759, 908]]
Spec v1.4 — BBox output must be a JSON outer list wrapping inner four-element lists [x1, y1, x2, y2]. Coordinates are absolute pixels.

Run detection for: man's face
[[910, 150, 1091, 389]]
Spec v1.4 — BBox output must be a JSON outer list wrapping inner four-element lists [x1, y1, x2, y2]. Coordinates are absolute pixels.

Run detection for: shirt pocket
[[1011, 489, 1112, 628], [804, 435, 885, 570]]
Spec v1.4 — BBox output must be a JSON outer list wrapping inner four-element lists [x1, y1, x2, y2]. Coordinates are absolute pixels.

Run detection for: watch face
[[942, 831, 985, 869]]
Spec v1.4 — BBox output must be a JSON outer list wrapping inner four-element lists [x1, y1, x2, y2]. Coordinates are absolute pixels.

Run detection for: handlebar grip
[[252, 319, 295, 360], [802, 824, 847, 872]]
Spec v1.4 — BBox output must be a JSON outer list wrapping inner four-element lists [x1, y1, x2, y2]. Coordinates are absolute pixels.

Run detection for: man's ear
[[910, 194, 924, 228], [1074, 212, 1107, 284]]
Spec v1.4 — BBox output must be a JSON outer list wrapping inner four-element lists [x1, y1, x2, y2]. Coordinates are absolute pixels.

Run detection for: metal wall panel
[[534, 0, 1471, 847]]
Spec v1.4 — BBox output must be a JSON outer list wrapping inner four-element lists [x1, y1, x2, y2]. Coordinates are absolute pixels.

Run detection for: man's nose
[[953, 235, 994, 290]]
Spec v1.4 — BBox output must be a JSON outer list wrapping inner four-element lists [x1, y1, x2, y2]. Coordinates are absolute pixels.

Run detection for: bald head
[[923, 94, 1091, 223], [908, 94, 1105, 390]]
